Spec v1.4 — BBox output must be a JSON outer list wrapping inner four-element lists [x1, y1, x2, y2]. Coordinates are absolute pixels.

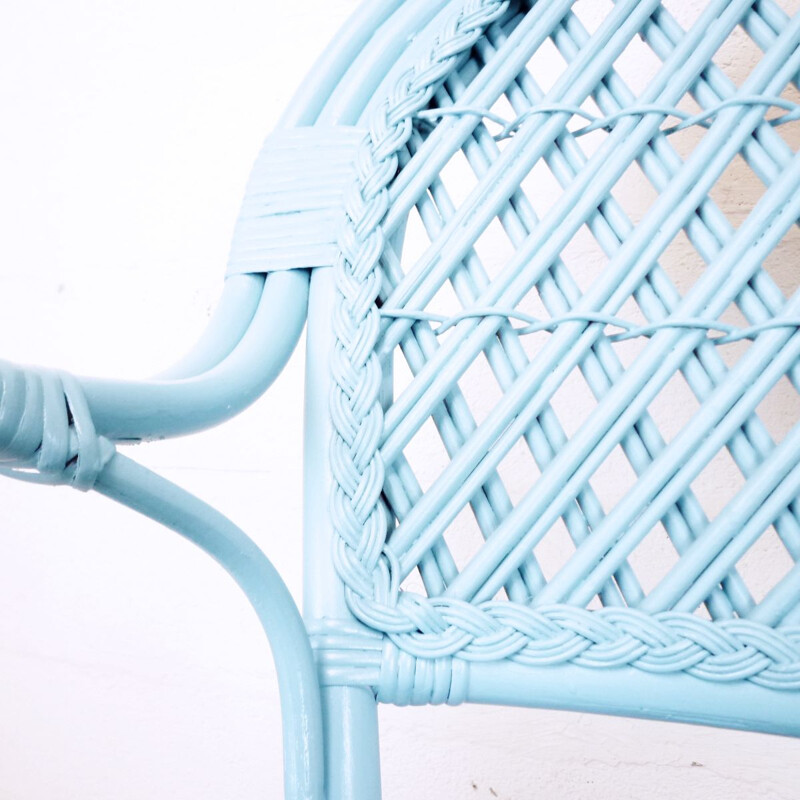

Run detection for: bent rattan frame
[[1, 0, 800, 797]]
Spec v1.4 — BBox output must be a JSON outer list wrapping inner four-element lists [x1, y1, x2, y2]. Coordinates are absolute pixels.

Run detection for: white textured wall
[[0, 1, 798, 798]]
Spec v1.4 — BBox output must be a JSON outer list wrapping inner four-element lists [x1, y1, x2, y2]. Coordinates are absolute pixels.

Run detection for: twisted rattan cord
[[540, 7, 800, 577], [379, 0, 795, 465], [416, 95, 800, 140], [331, 0, 512, 634], [330, 0, 800, 685], [381, 309, 800, 342], [383, 9, 800, 572], [451, 17, 751, 616]]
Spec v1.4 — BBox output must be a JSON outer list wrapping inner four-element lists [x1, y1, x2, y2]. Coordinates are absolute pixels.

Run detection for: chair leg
[[321, 685, 382, 800]]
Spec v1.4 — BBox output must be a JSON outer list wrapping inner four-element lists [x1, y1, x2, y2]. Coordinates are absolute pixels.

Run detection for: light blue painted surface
[[1, 0, 800, 797]]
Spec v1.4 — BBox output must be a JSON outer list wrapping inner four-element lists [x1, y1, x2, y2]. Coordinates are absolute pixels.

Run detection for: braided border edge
[[328, 0, 800, 691]]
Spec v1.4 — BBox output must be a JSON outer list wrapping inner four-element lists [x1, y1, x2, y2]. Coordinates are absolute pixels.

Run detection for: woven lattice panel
[[331, 0, 800, 683]]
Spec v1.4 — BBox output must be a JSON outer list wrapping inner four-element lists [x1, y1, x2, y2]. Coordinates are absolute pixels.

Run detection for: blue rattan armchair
[[2, 1, 800, 797]]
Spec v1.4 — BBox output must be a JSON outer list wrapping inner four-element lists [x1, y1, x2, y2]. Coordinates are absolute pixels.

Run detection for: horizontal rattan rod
[[80, 271, 308, 441], [380, 0, 772, 451], [750, 560, 800, 626], [570, 338, 800, 610], [400, 141, 630, 606], [19, 0, 413, 443], [418, 152, 800, 601], [669, 455, 800, 615], [380, 0, 688, 348], [465, 660, 800, 736], [53, 1, 426, 439], [551, 313, 800, 605], [155, 273, 264, 380]]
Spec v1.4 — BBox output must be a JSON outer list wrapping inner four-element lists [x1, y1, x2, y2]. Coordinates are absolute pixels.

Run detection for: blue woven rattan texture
[[330, 0, 800, 692]]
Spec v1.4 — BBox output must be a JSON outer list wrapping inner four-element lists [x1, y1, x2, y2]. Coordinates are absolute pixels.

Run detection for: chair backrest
[[299, 0, 800, 791], [1, 0, 799, 797]]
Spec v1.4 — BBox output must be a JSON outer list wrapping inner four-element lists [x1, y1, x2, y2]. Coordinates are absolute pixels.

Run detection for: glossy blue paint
[[2, 1, 800, 797]]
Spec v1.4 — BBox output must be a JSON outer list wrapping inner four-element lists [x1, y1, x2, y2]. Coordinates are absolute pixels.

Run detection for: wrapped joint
[[377, 641, 469, 706], [226, 126, 366, 274], [0, 361, 114, 490]]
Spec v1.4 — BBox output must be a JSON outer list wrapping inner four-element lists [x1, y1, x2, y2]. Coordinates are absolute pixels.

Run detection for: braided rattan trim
[[331, 0, 513, 639], [329, 0, 800, 689], [309, 607, 800, 696]]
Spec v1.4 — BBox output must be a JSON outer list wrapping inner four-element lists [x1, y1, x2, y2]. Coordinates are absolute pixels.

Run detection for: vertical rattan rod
[[94, 454, 324, 800]]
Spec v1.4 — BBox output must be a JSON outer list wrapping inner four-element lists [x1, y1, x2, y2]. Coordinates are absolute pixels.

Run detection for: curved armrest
[[83, 270, 309, 441], [0, 0, 419, 447]]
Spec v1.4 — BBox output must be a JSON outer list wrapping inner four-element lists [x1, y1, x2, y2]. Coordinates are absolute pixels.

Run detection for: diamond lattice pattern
[[376, 0, 800, 625]]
